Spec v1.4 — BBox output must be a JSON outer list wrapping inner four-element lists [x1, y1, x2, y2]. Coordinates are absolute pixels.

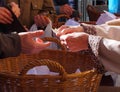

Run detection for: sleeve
[[0, 33, 21, 58], [81, 23, 97, 35], [88, 35, 120, 74]]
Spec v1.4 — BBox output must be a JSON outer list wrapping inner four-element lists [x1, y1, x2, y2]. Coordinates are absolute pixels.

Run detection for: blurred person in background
[[53, 0, 80, 21], [0, 2, 21, 33], [56, 19, 120, 86], [6, 0, 55, 29]]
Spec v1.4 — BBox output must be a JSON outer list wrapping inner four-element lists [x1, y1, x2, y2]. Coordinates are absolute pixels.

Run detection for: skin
[[10, 2, 20, 18], [105, 18, 120, 26], [0, 2, 20, 24], [0, 7, 13, 24], [56, 25, 84, 36], [19, 30, 51, 54], [34, 15, 50, 27], [59, 32, 89, 52], [60, 4, 73, 17], [56, 25, 88, 52]]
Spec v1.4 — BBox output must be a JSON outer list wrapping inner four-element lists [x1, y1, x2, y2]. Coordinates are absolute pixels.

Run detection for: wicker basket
[[0, 37, 103, 92], [52, 14, 70, 28]]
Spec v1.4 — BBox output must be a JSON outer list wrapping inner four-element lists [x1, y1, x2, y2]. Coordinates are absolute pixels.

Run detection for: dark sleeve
[[0, 33, 21, 58]]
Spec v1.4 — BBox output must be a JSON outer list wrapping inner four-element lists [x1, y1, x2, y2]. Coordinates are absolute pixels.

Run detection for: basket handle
[[41, 37, 67, 51], [19, 59, 67, 80], [53, 14, 70, 28]]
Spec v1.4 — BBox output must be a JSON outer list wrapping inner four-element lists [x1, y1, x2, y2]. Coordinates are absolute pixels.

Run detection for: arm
[[89, 35, 120, 74], [58, 30, 120, 73], [0, 30, 51, 59], [80, 23, 120, 41], [0, 33, 21, 58]]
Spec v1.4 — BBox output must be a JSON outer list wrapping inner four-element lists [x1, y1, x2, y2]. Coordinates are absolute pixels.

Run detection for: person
[[56, 26, 120, 74], [29, 11, 58, 50], [56, 20, 120, 86], [0, 30, 51, 59], [0, 2, 24, 34], [0, 1, 51, 58], [30, 10, 52, 31], [53, 0, 80, 21], [0, 2, 20, 24], [6, 0, 55, 29]]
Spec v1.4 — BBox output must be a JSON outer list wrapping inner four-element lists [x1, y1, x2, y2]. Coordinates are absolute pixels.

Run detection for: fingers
[[35, 37, 43, 43], [56, 26, 75, 36], [35, 38, 51, 50], [0, 7, 13, 24], [57, 26, 84, 37], [10, 2, 21, 17], [64, 7, 73, 16], [60, 4, 73, 16], [19, 30, 44, 37], [56, 25, 69, 36], [34, 15, 50, 27], [29, 30, 45, 37], [41, 16, 49, 26], [37, 42, 51, 49]]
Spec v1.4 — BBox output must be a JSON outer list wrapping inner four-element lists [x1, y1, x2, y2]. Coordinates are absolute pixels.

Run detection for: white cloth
[[96, 11, 117, 25], [95, 24, 120, 87], [28, 21, 59, 75], [29, 21, 58, 49]]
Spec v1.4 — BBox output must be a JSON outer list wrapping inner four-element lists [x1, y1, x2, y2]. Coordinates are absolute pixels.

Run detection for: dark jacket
[[0, 33, 21, 58]]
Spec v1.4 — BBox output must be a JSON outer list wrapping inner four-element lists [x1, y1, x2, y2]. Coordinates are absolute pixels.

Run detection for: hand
[[60, 4, 73, 16], [34, 14, 50, 28], [105, 19, 120, 26], [10, 2, 20, 18], [19, 30, 51, 54], [0, 7, 13, 24], [59, 32, 89, 52], [56, 25, 84, 37]]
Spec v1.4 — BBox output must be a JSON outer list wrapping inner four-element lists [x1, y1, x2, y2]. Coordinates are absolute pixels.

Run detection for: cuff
[[81, 23, 97, 35], [88, 35, 105, 73], [88, 35, 102, 57]]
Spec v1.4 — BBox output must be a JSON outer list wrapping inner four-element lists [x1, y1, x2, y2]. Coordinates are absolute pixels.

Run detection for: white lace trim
[[88, 35, 102, 57]]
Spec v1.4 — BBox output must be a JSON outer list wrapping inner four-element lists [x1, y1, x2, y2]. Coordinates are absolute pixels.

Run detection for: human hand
[[10, 2, 20, 18], [105, 18, 120, 26], [19, 30, 51, 54], [60, 4, 73, 16], [56, 25, 84, 37], [34, 14, 50, 28], [0, 7, 13, 24], [59, 32, 89, 52]]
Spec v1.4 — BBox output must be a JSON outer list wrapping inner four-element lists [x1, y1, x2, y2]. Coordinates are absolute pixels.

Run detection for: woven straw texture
[[0, 37, 103, 92]]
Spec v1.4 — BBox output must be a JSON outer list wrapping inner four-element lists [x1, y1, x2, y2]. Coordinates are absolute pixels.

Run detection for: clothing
[[81, 23, 120, 86], [0, 33, 21, 58], [0, 0, 5, 6], [88, 35, 120, 74], [81, 23, 120, 41], [6, 0, 55, 28], [30, 21, 58, 50]]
